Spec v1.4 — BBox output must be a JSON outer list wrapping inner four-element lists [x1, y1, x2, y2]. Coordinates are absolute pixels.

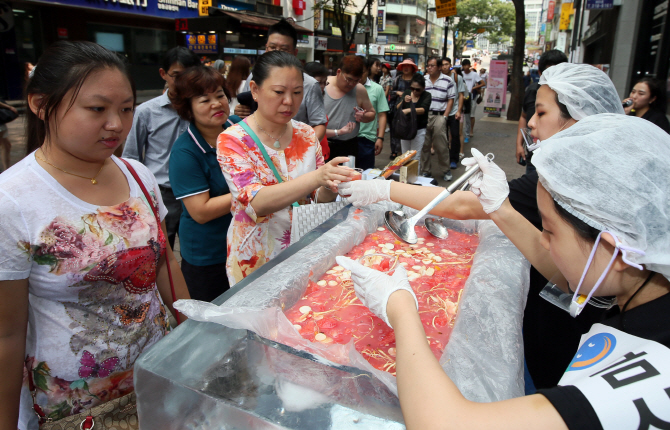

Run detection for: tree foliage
[[450, 0, 517, 55], [314, 0, 376, 55]]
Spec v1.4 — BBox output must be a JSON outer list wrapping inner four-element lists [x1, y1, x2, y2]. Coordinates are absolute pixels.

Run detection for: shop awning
[[222, 11, 313, 35]]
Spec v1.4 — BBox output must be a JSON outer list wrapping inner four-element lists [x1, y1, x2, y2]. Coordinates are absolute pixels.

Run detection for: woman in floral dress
[[0, 41, 190, 429], [218, 51, 355, 286]]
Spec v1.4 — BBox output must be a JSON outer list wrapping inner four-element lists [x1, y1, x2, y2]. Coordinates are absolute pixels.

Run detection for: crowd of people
[[0, 17, 668, 430]]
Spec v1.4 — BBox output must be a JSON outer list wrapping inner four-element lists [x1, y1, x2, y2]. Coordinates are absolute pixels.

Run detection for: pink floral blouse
[[0, 155, 169, 429], [218, 119, 324, 285]]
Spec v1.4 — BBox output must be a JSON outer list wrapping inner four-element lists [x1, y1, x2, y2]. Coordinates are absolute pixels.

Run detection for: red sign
[[175, 19, 188, 31], [547, 0, 555, 21], [57, 28, 68, 38], [293, 0, 305, 15]]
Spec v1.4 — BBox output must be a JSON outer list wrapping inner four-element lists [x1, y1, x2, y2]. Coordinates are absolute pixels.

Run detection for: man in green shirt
[[358, 58, 390, 169]]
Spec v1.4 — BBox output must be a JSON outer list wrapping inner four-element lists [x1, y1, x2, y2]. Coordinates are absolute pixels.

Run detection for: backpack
[[392, 99, 417, 140]]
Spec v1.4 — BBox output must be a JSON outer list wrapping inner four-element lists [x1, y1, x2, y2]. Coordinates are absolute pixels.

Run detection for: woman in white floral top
[[218, 51, 355, 286], [0, 41, 190, 429]]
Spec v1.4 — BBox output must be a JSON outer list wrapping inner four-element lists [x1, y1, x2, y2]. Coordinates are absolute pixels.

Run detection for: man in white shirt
[[421, 57, 455, 181], [460, 59, 484, 143]]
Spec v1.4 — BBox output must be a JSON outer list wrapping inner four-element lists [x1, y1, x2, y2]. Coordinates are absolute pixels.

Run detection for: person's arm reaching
[[181, 192, 232, 224]]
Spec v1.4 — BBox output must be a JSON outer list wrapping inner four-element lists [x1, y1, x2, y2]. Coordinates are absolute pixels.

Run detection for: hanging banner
[[586, 0, 613, 9], [559, 2, 574, 30], [377, 10, 386, 32], [484, 60, 507, 111], [547, 0, 555, 20], [435, 0, 456, 19]]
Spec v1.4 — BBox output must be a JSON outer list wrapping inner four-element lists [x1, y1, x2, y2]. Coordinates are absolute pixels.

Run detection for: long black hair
[[636, 77, 667, 113], [25, 41, 135, 154]]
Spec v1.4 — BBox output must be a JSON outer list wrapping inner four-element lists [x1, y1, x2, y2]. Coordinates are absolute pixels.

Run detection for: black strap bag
[[392, 99, 417, 140]]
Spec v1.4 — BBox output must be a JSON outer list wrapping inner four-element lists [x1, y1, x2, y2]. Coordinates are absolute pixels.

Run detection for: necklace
[[36, 153, 105, 185], [254, 114, 287, 149]]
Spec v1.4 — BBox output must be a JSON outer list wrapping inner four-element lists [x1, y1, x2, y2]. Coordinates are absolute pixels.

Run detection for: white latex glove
[[461, 148, 509, 214], [338, 179, 392, 207], [336, 256, 418, 328]]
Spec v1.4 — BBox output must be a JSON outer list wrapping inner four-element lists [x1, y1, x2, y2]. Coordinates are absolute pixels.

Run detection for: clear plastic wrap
[[174, 202, 530, 401]]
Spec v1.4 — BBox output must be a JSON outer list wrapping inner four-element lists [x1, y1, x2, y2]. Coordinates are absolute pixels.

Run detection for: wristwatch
[[334, 129, 339, 137], [376, 136, 384, 141]]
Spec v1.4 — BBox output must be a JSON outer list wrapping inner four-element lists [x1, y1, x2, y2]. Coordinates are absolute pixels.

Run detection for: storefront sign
[[297, 35, 310, 44], [57, 27, 68, 38], [377, 10, 385, 32], [198, 0, 210, 16], [315, 37, 328, 50], [547, 0, 555, 20], [559, 2, 574, 30], [223, 47, 257, 54], [39, 0, 199, 19], [175, 18, 188, 31], [435, 0, 456, 19], [376, 35, 387, 44], [357, 44, 383, 55], [314, 9, 322, 30], [332, 26, 342, 36], [484, 60, 507, 110], [556, 31, 567, 52], [586, 0, 613, 9], [540, 22, 545, 34], [186, 33, 218, 54]]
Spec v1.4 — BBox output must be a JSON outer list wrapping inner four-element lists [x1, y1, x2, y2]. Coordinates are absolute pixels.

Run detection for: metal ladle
[[423, 165, 476, 239], [385, 156, 491, 244]]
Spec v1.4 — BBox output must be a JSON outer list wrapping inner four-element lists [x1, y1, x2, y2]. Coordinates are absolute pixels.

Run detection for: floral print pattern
[[218, 119, 324, 285]]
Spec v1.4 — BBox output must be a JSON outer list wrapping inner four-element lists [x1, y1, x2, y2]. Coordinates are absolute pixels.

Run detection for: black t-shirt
[[400, 90, 432, 130], [539, 293, 670, 430], [508, 171, 612, 389], [634, 109, 670, 134]]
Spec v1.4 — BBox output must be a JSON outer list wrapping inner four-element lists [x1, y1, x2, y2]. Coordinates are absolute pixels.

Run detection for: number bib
[[558, 324, 670, 429]]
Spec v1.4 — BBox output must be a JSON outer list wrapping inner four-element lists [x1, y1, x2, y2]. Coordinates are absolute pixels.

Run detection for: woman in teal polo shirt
[[169, 66, 241, 301]]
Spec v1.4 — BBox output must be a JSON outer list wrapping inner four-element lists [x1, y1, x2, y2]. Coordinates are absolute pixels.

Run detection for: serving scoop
[[385, 156, 492, 244]]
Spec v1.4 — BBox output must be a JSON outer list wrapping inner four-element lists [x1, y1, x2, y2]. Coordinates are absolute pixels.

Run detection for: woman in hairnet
[[339, 63, 628, 389], [337, 114, 670, 429]]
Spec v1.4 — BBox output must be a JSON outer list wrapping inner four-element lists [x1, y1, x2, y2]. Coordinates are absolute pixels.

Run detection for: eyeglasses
[[411, 87, 423, 92], [266, 44, 293, 53], [341, 74, 361, 85]]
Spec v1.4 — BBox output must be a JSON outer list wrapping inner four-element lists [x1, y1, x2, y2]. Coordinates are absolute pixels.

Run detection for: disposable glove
[[336, 256, 418, 328], [338, 178, 392, 207], [461, 148, 509, 213]]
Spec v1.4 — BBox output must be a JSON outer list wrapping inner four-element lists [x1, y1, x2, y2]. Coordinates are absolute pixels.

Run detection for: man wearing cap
[[421, 57, 455, 181], [389, 58, 418, 158]]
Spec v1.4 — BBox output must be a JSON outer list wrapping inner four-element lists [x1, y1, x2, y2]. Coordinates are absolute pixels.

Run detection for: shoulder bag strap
[[119, 158, 180, 325], [238, 120, 300, 208]]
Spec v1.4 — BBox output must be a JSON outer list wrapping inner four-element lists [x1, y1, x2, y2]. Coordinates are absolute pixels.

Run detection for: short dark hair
[[538, 49, 568, 74], [444, 57, 452, 65], [304, 61, 329, 78], [162, 46, 200, 72], [555, 94, 572, 120], [268, 19, 298, 50], [171, 66, 228, 122], [252, 50, 303, 87], [366, 57, 381, 72], [410, 73, 425, 88], [636, 77, 667, 113], [427, 57, 442, 68], [461, 59, 471, 66], [339, 55, 365, 77], [25, 41, 135, 154]]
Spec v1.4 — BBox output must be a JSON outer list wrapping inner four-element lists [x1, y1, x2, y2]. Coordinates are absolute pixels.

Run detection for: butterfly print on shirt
[[113, 302, 151, 325], [78, 350, 120, 379], [83, 237, 164, 294]]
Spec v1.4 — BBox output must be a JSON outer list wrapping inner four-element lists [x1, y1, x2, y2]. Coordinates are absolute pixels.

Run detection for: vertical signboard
[[484, 60, 508, 113], [377, 10, 386, 32], [198, 0, 211, 16], [559, 2, 574, 30], [547, 0, 555, 20]]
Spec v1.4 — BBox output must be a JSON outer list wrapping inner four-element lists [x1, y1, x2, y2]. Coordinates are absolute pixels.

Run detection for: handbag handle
[[120, 158, 180, 325], [238, 120, 299, 208]]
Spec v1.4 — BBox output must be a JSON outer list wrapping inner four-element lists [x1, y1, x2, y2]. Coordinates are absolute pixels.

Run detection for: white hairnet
[[533, 114, 670, 280], [539, 63, 625, 120]]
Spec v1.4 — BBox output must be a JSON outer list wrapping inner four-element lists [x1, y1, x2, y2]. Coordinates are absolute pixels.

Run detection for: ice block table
[[134, 203, 530, 429]]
